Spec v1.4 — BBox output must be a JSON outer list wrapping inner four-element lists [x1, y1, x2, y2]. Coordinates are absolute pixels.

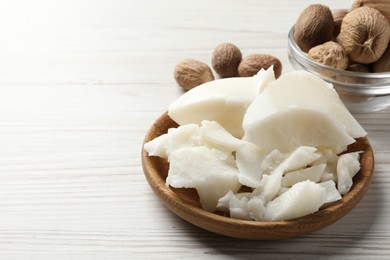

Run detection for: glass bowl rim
[[287, 26, 390, 80]]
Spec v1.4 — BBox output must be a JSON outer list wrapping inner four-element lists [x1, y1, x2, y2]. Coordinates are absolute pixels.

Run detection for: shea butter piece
[[243, 107, 355, 153], [282, 164, 326, 187], [235, 142, 266, 187], [217, 191, 266, 221], [144, 124, 202, 160], [168, 68, 276, 138], [279, 146, 321, 172], [166, 146, 240, 211], [264, 180, 326, 221], [260, 146, 321, 202], [200, 120, 245, 152], [243, 71, 366, 139], [168, 77, 257, 137], [319, 180, 342, 204], [168, 75, 263, 138], [337, 152, 361, 195], [254, 66, 276, 93]]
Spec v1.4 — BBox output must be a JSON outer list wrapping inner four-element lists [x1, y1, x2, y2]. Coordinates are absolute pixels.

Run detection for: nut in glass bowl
[[287, 26, 390, 96]]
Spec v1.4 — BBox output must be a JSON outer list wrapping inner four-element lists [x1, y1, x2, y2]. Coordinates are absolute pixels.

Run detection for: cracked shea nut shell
[[211, 43, 242, 78], [294, 4, 334, 52], [174, 59, 214, 91], [238, 54, 282, 78], [337, 7, 390, 64], [352, 0, 390, 23], [308, 41, 349, 70]]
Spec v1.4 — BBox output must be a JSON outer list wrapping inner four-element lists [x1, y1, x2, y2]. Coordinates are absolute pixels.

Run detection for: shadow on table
[[171, 180, 384, 259]]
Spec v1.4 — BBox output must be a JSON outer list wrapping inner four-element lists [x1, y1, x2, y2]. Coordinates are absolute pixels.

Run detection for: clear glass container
[[287, 26, 390, 96]]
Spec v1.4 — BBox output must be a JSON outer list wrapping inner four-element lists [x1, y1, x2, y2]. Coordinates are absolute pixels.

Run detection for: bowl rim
[[141, 112, 375, 240]]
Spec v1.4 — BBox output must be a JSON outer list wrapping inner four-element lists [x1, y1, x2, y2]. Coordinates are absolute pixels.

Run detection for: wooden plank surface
[[0, 0, 389, 259]]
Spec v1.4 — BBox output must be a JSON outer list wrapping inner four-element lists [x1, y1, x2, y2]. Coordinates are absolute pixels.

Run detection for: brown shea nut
[[294, 4, 334, 52], [211, 42, 242, 78], [352, 0, 390, 23], [308, 41, 349, 70], [332, 9, 349, 37], [374, 46, 390, 72], [337, 7, 390, 64], [174, 59, 214, 91], [238, 54, 282, 78]]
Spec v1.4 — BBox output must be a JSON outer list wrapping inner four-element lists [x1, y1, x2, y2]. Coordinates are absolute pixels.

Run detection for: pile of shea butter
[[144, 68, 366, 221]]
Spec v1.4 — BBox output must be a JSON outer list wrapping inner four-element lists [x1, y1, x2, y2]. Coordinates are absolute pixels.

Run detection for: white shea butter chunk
[[166, 146, 241, 212], [319, 180, 342, 204], [260, 146, 321, 203], [143, 124, 202, 160], [254, 66, 276, 93], [337, 152, 361, 195], [168, 68, 275, 138], [260, 149, 286, 175], [243, 71, 366, 140], [243, 107, 355, 153], [145, 120, 246, 160], [247, 197, 267, 221], [258, 167, 284, 203], [282, 164, 326, 187], [235, 142, 266, 188], [320, 171, 336, 182], [315, 148, 339, 181], [225, 195, 252, 220], [200, 120, 246, 152], [217, 191, 266, 221], [279, 146, 321, 172], [143, 133, 169, 158], [264, 180, 326, 221]]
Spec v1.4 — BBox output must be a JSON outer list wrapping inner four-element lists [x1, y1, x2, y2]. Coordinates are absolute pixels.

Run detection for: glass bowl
[[287, 26, 390, 96]]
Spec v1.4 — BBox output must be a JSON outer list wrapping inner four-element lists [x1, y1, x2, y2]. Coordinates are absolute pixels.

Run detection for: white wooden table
[[0, 0, 389, 259]]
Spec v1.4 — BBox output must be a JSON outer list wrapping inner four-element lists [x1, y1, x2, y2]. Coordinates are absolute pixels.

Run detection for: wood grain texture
[[0, 0, 389, 259]]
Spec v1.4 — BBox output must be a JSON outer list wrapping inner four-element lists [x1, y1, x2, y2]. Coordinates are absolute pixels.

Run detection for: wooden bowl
[[141, 112, 375, 240]]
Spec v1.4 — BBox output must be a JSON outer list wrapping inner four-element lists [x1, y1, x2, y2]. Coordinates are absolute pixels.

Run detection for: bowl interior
[[142, 112, 375, 240]]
